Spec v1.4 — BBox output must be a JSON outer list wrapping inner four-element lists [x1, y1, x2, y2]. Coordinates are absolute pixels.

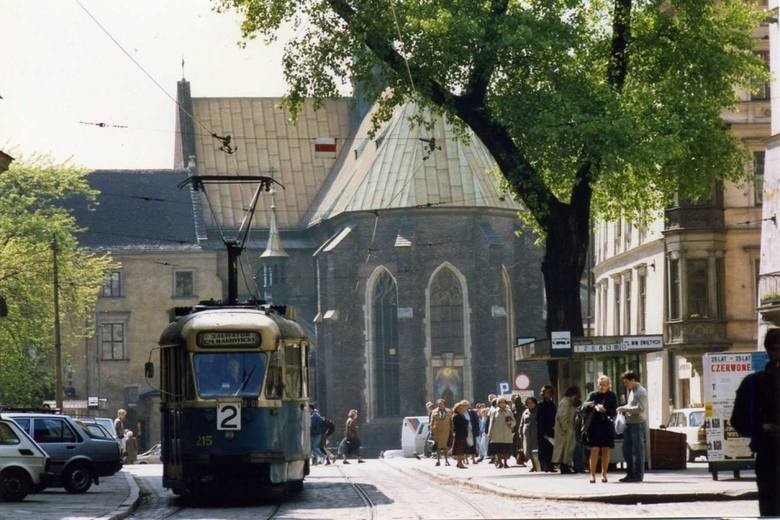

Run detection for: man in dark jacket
[[731, 328, 780, 517], [536, 385, 557, 472]]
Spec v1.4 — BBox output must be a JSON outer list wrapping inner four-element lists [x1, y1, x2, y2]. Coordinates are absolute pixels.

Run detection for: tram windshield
[[192, 352, 266, 399]]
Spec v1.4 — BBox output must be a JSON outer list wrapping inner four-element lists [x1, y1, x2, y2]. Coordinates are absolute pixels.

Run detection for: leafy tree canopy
[[218, 0, 765, 333], [0, 156, 114, 406]]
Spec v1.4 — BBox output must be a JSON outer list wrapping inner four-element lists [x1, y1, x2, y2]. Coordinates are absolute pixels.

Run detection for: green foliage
[[0, 156, 114, 406], [218, 0, 764, 227]]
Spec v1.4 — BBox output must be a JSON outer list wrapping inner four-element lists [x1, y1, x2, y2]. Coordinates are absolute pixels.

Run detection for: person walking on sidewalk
[[519, 396, 540, 471], [731, 328, 780, 517], [430, 399, 452, 467], [537, 385, 556, 472], [488, 397, 515, 469], [552, 386, 580, 474], [452, 401, 472, 469], [617, 371, 647, 482], [582, 375, 618, 483], [340, 409, 364, 464], [309, 404, 328, 464]]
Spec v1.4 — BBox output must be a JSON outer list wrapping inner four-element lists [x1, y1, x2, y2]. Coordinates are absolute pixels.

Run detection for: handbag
[[614, 412, 627, 435]]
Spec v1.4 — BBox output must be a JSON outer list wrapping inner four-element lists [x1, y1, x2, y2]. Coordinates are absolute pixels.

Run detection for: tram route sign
[[217, 401, 242, 430]]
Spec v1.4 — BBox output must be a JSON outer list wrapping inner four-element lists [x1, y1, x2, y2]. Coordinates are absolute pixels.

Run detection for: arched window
[[373, 271, 399, 416], [430, 268, 464, 357]]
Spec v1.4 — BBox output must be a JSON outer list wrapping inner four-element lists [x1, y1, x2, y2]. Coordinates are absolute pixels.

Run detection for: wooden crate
[[650, 428, 686, 469]]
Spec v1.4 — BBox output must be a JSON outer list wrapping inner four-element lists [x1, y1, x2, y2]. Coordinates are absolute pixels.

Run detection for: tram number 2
[[217, 403, 242, 430]]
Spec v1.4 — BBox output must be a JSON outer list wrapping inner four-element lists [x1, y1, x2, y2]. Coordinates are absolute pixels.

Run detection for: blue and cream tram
[[153, 302, 310, 496]]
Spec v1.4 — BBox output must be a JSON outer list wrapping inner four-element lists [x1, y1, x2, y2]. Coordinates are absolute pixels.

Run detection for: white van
[[401, 416, 429, 458], [0, 414, 49, 501]]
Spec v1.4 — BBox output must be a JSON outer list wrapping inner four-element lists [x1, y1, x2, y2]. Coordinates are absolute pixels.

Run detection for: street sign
[[551, 330, 571, 357], [514, 373, 530, 390], [87, 396, 99, 409], [497, 381, 511, 395]]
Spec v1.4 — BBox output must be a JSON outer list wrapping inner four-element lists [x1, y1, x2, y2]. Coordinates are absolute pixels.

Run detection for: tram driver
[[221, 359, 244, 391]]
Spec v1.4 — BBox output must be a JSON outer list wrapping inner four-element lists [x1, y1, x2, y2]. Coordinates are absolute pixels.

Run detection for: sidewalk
[[0, 470, 139, 520], [385, 458, 758, 504]]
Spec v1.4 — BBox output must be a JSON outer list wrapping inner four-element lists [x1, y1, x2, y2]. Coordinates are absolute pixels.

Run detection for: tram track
[[335, 464, 377, 520], [377, 459, 489, 519]]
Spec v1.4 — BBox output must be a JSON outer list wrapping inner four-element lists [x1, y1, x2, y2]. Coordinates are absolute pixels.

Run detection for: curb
[[408, 465, 758, 505], [102, 471, 142, 520]]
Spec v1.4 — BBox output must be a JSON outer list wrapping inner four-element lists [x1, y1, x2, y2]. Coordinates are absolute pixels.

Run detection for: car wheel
[[63, 463, 93, 494], [0, 468, 31, 502]]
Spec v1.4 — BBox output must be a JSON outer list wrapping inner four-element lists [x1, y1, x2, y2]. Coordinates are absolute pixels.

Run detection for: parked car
[[401, 416, 429, 458], [7, 413, 122, 494], [664, 407, 707, 462], [74, 417, 118, 440], [0, 414, 50, 501], [137, 443, 161, 464]]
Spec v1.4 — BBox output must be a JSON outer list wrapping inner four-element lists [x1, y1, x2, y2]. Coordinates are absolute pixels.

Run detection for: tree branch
[[463, 0, 509, 105], [608, 0, 632, 90]]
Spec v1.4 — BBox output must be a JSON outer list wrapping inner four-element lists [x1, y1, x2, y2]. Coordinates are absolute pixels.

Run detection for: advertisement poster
[[702, 351, 768, 462]]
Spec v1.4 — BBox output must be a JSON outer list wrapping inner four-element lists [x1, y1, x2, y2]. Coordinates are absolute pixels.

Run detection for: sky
[[1, 0, 299, 169]]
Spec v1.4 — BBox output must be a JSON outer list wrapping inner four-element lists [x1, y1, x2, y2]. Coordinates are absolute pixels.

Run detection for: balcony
[[758, 271, 780, 326], [665, 318, 729, 352]]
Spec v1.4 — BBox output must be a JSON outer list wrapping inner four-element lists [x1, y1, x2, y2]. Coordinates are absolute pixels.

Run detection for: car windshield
[[689, 411, 704, 427], [192, 352, 266, 399]]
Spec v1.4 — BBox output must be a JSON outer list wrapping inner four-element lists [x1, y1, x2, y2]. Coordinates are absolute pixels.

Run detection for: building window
[[174, 271, 194, 298], [373, 271, 400, 417], [637, 271, 646, 334], [100, 323, 126, 360], [750, 51, 770, 100], [624, 222, 632, 250], [686, 259, 709, 318], [669, 258, 681, 320], [624, 275, 632, 334], [430, 268, 464, 357], [613, 278, 621, 335], [753, 151, 764, 206], [260, 263, 287, 301], [614, 220, 622, 255], [601, 282, 608, 335], [102, 271, 121, 297], [601, 222, 608, 260]]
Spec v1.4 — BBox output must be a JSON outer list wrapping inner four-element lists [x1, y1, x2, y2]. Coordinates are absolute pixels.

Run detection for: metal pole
[[52, 236, 64, 411]]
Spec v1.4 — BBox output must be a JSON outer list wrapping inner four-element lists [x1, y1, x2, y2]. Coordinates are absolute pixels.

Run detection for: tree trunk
[[541, 200, 589, 338]]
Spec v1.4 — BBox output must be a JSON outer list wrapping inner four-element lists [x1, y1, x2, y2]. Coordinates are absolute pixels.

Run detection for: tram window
[[192, 352, 266, 399], [265, 351, 284, 400], [284, 344, 302, 399]]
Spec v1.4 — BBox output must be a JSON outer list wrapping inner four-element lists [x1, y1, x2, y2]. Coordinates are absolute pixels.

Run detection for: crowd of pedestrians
[[414, 370, 647, 484]]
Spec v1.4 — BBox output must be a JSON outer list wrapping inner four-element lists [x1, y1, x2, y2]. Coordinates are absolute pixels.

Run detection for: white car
[[665, 407, 707, 462], [137, 443, 161, 464], [0, 414, 49, 501]]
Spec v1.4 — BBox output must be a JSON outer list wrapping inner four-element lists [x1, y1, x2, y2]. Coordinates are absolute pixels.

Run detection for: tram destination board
[[198, 331, 261, 348]]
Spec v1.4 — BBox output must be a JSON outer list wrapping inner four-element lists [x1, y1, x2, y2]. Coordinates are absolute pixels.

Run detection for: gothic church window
[[373, 271, 399, 417], [430, 268, 464, 357]]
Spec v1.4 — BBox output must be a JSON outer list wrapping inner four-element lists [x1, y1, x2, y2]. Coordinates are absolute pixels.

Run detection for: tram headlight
[[224, 431, 236, 440]]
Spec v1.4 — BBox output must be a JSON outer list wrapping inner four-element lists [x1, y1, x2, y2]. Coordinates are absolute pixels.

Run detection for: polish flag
[[314, 137, 337, 153]]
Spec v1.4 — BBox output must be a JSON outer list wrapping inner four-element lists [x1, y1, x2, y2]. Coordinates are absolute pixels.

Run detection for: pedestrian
[[430, 398, 452, 467], [309, 404, 328, 464], [488, 397, 515, 469], [616, 370, 648, 482], [512, 394, 526, 466], [423, 401, 435, 458], [125, 430, 138, 464], [340, 409, 364, 464], [451, 400, 472, 469], [467, 404, 481, 464], [730, 328, 780, 516], [552, 386, 580, 474], [582, 375, 618, 483], [537, 385, 556, 472], [476, 403, 489, 462], [114, 408, 127, 456], [321, 414, 336, 464], [519, 397, 540, 472]]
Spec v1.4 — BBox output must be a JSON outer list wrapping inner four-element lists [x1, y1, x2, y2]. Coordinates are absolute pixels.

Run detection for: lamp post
[[52, 236, 64, 411]]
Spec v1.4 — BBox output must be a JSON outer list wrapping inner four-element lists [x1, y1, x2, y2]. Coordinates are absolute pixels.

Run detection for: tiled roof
[[67, 169, 200, 248], [190, 97, 353, 229], [304, 103, 522, 226]]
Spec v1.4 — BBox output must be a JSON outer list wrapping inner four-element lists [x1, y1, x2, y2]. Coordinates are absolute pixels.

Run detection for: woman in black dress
[[582, 375, 618, 483]]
